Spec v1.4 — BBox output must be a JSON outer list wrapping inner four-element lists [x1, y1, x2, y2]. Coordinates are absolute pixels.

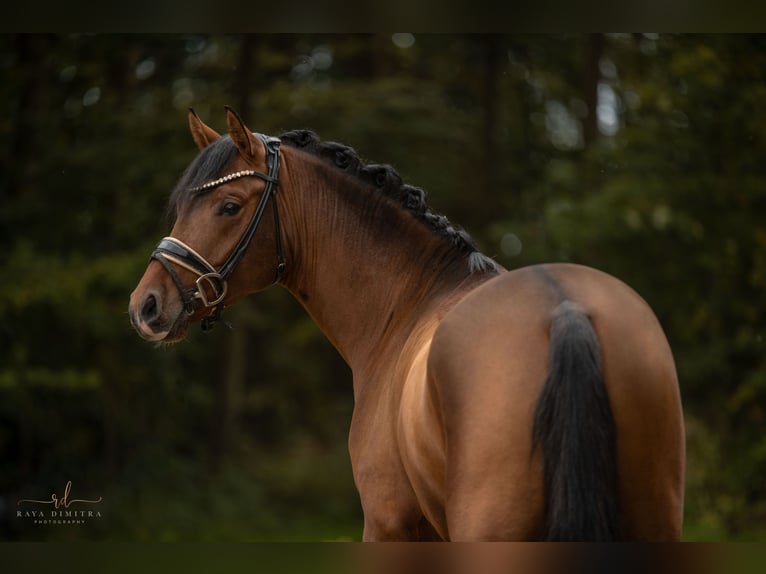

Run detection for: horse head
[[128, 108, 284, 342]]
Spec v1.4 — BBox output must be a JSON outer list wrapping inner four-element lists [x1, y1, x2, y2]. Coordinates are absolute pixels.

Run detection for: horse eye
[[221, 201, 241, 216]]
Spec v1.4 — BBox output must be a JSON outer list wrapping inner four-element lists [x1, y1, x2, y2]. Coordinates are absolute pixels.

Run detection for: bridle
[[150, 133, 285, 331]]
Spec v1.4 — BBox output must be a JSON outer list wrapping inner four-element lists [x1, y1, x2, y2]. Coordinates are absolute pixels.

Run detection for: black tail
[[532, 301, 620, 541]]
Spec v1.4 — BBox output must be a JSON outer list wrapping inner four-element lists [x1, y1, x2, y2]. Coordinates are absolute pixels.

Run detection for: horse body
[[129, 109, 685, 541], [346, 263, 684, 541]]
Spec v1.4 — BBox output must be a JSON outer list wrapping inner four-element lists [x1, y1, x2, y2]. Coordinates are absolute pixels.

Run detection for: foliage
[[1, 34, 764, 540]]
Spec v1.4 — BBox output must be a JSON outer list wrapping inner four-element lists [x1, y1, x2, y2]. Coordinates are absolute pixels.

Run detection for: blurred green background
[[1, 34, 765, 541]]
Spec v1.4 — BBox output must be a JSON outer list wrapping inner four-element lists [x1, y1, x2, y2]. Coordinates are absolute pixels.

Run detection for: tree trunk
[[478, 35, 502, 228], [209, 319, 247, 473], [236, 34, 257, 117], [208, 35, 258, 473], [8, 34, 51, 201], [583, 33, 605, 148]]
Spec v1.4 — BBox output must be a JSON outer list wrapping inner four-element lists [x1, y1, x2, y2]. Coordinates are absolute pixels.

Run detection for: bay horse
[[128, 108, 685, 541]]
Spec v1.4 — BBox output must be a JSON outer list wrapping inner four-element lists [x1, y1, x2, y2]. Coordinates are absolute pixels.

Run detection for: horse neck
[[277, 148, 479, 379]]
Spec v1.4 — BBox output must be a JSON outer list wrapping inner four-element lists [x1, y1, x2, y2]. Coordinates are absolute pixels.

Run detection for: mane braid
[[279, 130, 499, 275]]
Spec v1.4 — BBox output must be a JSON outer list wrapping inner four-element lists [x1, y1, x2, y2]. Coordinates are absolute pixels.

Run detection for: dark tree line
[[1, 34, 765, 540]]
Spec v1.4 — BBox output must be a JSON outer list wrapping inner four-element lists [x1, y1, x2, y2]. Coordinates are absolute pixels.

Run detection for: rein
[[150, 134, 285, 331]]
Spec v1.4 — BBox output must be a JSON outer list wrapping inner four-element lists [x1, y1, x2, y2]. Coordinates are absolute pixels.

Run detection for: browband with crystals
[[188, 169, 278, 194]]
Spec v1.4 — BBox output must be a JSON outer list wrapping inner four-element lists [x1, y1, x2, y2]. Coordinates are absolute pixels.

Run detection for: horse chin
[[161, 314, 191, 344], [132, 312, 189, 344]]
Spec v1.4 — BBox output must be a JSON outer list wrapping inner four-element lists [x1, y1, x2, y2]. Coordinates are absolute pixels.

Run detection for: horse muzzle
[[128, 288, 188, 343]]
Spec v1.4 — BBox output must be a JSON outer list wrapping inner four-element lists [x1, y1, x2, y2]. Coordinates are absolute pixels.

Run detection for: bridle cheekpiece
[[150, 133, 285, 331]]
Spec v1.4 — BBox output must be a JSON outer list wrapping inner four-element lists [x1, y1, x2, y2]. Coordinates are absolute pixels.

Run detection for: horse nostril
[[141, 293, 161, 323]]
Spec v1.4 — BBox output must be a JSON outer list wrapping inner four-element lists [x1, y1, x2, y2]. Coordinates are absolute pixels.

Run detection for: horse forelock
[[168, 135, 239, 218]]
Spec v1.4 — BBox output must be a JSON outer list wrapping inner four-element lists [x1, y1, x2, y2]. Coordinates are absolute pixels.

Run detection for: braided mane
[[279, 130, 499, 275]]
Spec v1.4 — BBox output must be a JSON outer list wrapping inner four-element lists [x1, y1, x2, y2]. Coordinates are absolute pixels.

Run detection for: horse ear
[[188, 108, 220, 150], [225, 105, 261, 162]]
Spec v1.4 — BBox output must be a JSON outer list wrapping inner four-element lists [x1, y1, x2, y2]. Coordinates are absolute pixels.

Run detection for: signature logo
[[17, 480, 103, 525]]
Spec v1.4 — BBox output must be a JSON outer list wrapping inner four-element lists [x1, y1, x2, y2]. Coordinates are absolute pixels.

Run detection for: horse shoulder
[[396, 334, 449, 538], [348, 321, 447, 540]]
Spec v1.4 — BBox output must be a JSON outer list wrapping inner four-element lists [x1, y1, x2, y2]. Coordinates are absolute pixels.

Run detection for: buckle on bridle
[[195, 272, 227, 308]]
